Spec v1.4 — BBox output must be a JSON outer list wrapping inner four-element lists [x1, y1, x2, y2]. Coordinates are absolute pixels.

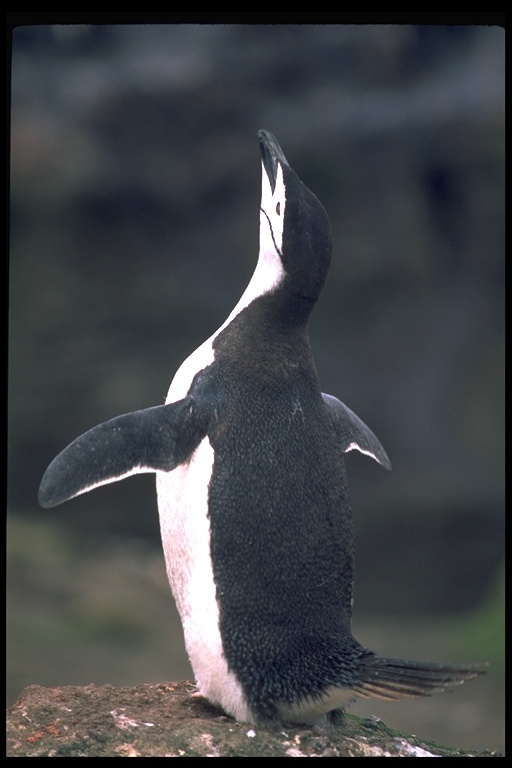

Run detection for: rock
[[6, 681, 501, 758]]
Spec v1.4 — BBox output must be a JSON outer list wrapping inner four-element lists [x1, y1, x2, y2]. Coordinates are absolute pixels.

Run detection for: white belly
[[153, 287, 279, 723], [156, 436, 251, 723]]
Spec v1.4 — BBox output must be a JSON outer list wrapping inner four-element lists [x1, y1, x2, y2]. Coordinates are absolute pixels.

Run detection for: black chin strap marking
[[260, 207, 282, 258]]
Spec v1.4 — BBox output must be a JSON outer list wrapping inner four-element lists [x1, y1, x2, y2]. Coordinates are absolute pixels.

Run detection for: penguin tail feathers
[[353, 655, 488, 701]]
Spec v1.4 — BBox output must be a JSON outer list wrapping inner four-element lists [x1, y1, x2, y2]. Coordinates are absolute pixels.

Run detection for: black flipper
[[38, 395, 208, 508], [353, 655, 488, 700], [322, 393, 392, 470]]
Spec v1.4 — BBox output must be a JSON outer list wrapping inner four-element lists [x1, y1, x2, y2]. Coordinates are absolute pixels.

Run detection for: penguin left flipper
[[322, 393, 392, 470], [38, 395, 208, 508]]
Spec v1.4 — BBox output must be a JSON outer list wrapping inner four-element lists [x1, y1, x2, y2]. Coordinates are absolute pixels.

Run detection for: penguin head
[[258, 130, 332, 311]]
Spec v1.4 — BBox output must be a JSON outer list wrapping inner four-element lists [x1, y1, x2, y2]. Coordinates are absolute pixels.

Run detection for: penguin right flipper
[[322, 393, 391, 470], [353, 655, 488, 700], [38, 395, 208, 508]]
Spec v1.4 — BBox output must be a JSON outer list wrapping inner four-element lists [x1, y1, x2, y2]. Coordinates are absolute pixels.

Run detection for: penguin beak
[[258, 129, 289, 193]]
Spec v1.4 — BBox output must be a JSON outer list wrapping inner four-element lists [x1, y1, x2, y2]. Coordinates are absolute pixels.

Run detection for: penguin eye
[[276, 202, 281, 216]]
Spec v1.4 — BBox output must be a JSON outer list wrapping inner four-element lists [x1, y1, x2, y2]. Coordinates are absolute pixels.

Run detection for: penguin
[[39, 129, 486, 726]]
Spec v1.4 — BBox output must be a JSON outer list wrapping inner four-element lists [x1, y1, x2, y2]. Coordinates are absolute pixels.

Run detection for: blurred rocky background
[[8, 23, 504, 751]]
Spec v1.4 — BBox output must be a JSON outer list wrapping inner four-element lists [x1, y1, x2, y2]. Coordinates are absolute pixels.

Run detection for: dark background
[[8, 22, 504, 751]]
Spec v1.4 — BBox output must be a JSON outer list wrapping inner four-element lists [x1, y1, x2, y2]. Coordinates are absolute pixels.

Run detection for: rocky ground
[[6, 680, 502, 757]]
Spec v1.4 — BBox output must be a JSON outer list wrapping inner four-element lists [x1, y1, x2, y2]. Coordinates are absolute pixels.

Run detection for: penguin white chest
[[156, 429, 250, 722]]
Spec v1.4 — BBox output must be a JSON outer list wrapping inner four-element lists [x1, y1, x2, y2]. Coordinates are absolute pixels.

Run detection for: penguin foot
[[188, 690, 228, 719]]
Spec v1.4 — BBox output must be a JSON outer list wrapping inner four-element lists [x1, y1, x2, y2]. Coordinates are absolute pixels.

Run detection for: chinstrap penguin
[[39, 129, 486, 726]]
